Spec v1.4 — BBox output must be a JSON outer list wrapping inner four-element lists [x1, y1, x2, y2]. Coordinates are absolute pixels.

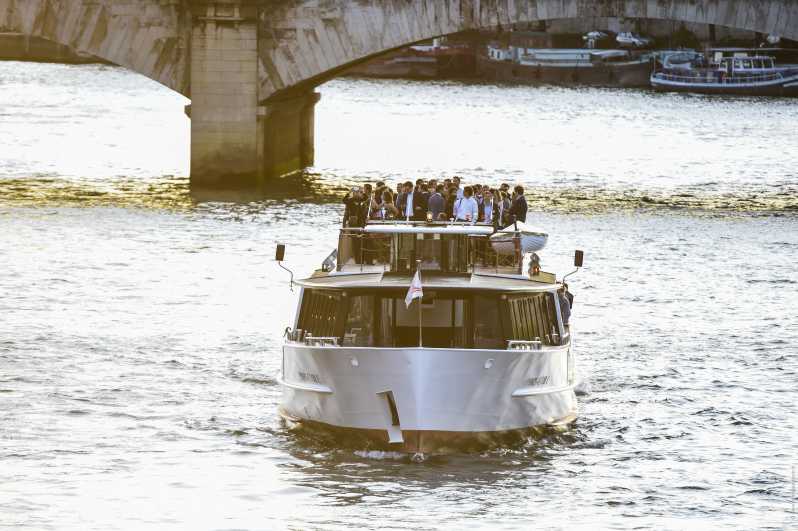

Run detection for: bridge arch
[[3, 0, 798, 188], [0, 0, 190, 96], [259, 0, 798, 101]]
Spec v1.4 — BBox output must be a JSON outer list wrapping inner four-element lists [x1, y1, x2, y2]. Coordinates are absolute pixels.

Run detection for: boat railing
[[468, 235, 524, 276], [653, 71, 783, 84], [337, 229, 393, 272], [303, 335, 340, 347], [337, 228, 524, 275]]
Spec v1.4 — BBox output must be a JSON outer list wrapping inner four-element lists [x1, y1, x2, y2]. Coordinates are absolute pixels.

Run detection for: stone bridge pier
[[188, 2, 319, 188]]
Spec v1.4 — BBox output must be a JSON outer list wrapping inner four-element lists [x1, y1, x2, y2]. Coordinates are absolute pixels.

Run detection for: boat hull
[[477, 54, 652, 87], [280, 344, 577, 453], [278, 411, 576, 453], [651, 72, 798, 96]]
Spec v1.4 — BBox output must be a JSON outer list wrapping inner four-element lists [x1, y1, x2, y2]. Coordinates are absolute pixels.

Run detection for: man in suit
[[396, 181, 427, 221], [508, 184, 528, 224]]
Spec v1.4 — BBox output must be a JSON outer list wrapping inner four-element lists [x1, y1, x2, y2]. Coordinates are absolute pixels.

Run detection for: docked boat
[[276, 220, 582, 454], [478, 44, 653, 87], [342, 38, 476, 80], [651, 49, 798, 96]]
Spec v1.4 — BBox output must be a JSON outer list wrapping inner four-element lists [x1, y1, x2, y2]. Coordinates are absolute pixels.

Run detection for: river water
[[1, 62, 796, 530]]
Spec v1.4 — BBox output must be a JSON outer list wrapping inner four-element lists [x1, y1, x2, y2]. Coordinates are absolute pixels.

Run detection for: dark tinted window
[[474, 295, 504, 349], [505, 293, 560, 345], [297, 289, 342, 337], [343, 295, 374, 346]]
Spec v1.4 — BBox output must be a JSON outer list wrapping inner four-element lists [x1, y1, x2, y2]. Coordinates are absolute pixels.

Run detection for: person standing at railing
[[454, 186, 479, 223], [558, 285, 571, 327], [381, 189, 399, 219], [369, 185, 387, 220], [342, 187, 367, 228], [396, 181, 412, 220], [508, 185, 528, 223], [428, 184, 445, 220], [495, 189, 511, 228], [481, 188, 494, 224]]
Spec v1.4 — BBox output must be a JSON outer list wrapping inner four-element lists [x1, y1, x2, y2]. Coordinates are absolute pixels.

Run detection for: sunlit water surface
[[0, 62, 796, 530]]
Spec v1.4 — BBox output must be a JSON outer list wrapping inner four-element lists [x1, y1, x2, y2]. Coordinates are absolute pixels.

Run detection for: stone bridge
[[2, 0, 797, 187]]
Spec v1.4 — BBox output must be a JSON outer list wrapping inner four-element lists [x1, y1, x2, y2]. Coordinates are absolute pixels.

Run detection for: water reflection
[[2, 61, 796, 530], [2, 173, 796, 214]]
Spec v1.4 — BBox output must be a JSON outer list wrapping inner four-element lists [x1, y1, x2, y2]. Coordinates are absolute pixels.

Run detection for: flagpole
[[416, 260, 422, 348]]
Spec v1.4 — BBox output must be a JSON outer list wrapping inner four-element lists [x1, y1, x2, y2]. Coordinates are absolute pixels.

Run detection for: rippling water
[[1, 62, 796, 530]]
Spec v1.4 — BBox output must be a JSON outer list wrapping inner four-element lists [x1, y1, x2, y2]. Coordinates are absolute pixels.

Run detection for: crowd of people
[[342, 176, 528, 228]]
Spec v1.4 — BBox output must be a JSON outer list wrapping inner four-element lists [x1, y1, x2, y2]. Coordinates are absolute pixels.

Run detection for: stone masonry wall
[[189, 3, 260, 184], [0, 0, 191, 94], [257, 0, 798, 101]]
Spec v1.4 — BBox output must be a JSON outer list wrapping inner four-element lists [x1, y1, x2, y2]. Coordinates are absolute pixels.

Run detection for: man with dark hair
[[342, 186, 367, 227], [454, 186, 479, 222], [428, 184, 445, 220], [397, 180, 427, 221], [452, 176, 463, 199], [508, 184, 528, 223], [416, 179, 430, 209]]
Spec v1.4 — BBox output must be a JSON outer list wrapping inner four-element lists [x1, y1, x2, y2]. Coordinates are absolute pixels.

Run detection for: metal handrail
[[303, 335, 339, 347], [507, 340, 543, 351]]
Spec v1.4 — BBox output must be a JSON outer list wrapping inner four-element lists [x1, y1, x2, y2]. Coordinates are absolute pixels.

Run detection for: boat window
[[442, 234, 469, 273], [378, 293, 470, 348], [378, 297, 395, 347], [742, 59, 752, 69], [504, 292, 560, 346], [395, 233, 415, 272], [337, 230, 391, 270], [342, 295, 374, 347], [416, 233, 442, 271], [474, 295, 504, 349], [298, 289, 343, 338]]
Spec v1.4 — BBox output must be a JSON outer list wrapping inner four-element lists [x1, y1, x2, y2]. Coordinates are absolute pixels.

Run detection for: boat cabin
[[288, 222, 567, 351], [717, 55, 776, 73], [292, 282, 565, 350]]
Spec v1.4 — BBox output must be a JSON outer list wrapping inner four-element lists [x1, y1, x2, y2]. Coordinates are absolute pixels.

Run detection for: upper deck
[[335, 220, 542, 280]]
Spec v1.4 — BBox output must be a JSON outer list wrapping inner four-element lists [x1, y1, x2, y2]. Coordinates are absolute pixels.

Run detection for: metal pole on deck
[[417, 259, 423, 348]]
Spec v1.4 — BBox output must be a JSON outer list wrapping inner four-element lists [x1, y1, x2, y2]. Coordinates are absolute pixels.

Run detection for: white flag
[[405, 269, 423, 308]]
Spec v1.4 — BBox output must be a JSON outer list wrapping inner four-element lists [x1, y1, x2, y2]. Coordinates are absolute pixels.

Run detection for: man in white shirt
[[454, 186, 479, 222]]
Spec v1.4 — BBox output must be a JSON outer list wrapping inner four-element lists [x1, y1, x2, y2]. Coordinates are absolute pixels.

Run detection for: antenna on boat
[[562, 250, 584, 284], [275, 244, 294, 291]]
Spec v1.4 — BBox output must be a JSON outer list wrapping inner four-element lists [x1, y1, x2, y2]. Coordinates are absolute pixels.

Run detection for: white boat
[[490, 221, 548, 255], [616, 32, 653, 49], [277, 221, 580, 454], [652, 49, 798, 96]]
